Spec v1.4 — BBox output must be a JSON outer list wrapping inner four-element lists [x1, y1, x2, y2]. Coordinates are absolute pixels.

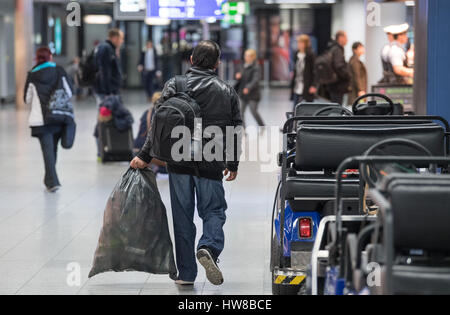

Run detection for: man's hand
[[243, 88, 249, 95], [309, 86, 317, 95], [130, 156, 149, 169], [235, 72, 242, 80], [358, 90, 366, 97], [137, 65, 144, 73], [224, 169, 238, 182]]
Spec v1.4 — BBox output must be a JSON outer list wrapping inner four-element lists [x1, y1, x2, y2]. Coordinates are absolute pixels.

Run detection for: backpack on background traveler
[[78, 49, 97, 87], [149, 75, 202, 163], [315, 49, 338, 85], [47, 67, 77, 149]]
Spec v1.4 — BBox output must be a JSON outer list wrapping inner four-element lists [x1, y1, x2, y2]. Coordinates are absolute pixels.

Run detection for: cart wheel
[[272, 271, 304, 295]]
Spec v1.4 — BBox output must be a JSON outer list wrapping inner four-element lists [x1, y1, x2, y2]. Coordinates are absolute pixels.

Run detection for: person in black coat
[[138, 41, 159, 101], [131, 41, 242, 286], [235, 49, 265, 128], [290, 34, 317, 110], [324, 31, 351, 105], [93, 28, 124, 157], [94, 29, 124, 103]]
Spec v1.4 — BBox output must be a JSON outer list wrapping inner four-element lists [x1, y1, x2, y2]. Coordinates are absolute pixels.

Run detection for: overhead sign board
[[114, 0, 147, 20], [147, 0, 226, 20]]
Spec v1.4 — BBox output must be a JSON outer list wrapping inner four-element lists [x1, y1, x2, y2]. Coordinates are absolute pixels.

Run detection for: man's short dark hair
[[108, 28, 122, 39], [192, 40, 221, 70], [352, 42, 363, 51]]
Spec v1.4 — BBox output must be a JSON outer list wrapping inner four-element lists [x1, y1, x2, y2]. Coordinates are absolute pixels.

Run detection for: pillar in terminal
[[14, 0, 34, 109], [425, 0, 450, 122]]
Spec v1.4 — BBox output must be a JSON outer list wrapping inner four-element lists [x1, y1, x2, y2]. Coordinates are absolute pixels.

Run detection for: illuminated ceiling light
[[84, 15, 112, 25], [145, 17, 171, 26]]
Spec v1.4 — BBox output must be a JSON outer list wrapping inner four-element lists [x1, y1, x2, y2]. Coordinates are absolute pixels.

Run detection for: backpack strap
[[175, 75, 188, 93]]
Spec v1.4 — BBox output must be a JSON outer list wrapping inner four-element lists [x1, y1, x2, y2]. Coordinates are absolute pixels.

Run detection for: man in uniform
[[384, 23, 414, 84], [380, 25, 395, 82]]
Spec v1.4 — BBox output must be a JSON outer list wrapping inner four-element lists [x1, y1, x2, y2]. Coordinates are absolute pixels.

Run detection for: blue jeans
[[38, 128, 63, 188], [143, 70, 156, 98], [293, 93, 304, 113], [168, 173, 227, 282]]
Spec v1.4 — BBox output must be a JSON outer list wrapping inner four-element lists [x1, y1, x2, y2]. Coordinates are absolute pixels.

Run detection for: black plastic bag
[[89, 168, 177, 279]]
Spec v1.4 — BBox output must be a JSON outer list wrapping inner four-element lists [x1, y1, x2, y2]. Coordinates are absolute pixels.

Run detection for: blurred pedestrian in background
[[235, 49, 265, 128], [382, 23, 413, 84], [138, 41, 159, 102], [381, 26, 395, 82], [324, 31, 350, 105], [24, 47, 74, 192], [349, 42, 368, 105], [66, 57, 82, 101], [93, 28, 124, 157], [133, 91, 167, 176], [290, 34, 317, 110], [94, 28, 124, 105]]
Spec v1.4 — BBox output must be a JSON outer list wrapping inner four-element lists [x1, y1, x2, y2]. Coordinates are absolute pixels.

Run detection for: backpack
[[78, 49, 97, 87], [315, 49, 338, 85], [149, 76, 202, 164], [46, 67, 75, 124]]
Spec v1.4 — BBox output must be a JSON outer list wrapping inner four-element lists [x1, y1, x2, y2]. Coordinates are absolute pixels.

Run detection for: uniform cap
[[384, 23, 409, 35]]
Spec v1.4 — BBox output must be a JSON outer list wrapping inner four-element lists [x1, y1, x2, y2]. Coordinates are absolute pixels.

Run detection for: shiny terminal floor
[[0, 88, 290, 295]]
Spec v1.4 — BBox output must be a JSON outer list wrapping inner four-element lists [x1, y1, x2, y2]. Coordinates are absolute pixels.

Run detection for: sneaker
[[175, 279, 195, 285], [196, 248, 224, 286], [46, 185, 61, 193]]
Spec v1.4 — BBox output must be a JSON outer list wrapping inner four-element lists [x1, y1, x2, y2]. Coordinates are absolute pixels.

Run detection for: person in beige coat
[[349, 42, 368, 105]]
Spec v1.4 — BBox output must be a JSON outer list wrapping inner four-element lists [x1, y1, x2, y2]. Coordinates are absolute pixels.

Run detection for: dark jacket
[[327, 42, 351, 94], [290, 50, 316, 102], [94, 40, 122, 95], [101, 96, 134, 131], [94, 96, 134, 138], [138, 49, 159, 72], [235, 62, 261, 102], [24, 62, 74, 136], [349, 54, 368, 105], [138, 67, 243, 181]]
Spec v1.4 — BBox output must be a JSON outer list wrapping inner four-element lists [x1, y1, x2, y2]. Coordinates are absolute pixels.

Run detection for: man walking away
[[94, 28, 124, 106], [130, 40, 243, 286], [138, 41, 159, 102], [324, 31, 350, 105]]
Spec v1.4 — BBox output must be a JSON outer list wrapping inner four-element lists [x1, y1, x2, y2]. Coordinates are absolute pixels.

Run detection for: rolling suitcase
[[98, 120, 133, 163]]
